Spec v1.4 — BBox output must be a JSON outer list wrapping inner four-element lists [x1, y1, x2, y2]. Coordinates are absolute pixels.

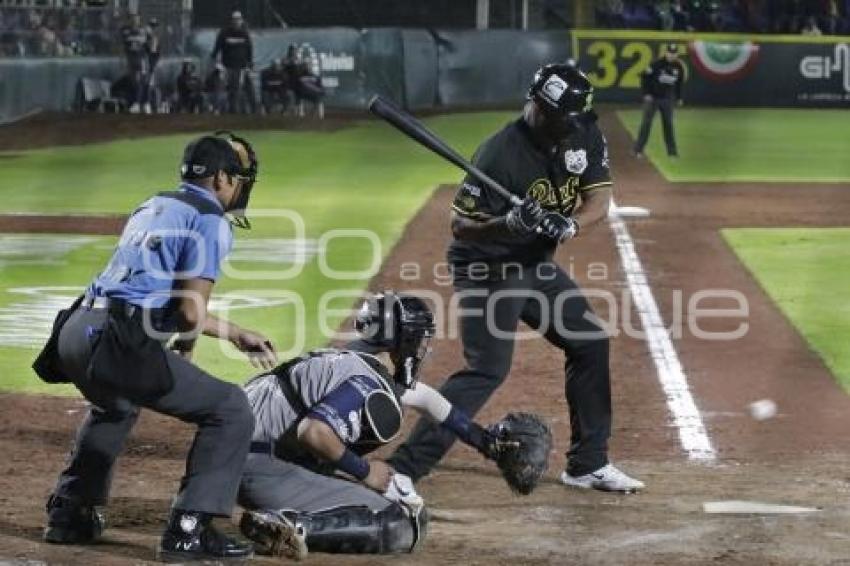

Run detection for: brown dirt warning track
[[1, 110, 850, 564]]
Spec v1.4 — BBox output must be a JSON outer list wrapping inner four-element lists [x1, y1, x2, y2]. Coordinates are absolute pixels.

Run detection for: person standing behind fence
[[119, 12, 153, 114], [211, 11, 256, 114], [176, 60, 203, 113], [260, 58, 289, 114], [205, 63, 228, 114], [632, 43, 685, 158]]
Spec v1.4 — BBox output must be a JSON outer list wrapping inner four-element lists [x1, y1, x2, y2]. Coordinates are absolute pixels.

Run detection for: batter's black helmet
[[351, 291, 436, 388], [527, 63, 594, 119]]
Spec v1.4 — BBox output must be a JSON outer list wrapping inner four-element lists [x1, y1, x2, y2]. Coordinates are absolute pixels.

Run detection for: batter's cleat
[[43, 494, 104, 544], [157, 510, 253, 563], [239, 510, 308, 560], [560, 464, 645, 494]]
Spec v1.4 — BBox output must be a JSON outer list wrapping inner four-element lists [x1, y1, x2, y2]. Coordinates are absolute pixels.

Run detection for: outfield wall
[[571, 30, 850, 107], [1, 29, 847, 121]]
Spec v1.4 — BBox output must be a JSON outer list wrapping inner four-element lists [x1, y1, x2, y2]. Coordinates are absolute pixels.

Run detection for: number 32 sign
[[572, 32, 689, 93]]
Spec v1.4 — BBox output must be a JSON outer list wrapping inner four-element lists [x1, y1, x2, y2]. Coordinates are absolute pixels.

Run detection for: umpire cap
[[180, 136, 242, 181]]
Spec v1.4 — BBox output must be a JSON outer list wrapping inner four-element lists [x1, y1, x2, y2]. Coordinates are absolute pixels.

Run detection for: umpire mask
[[216, 130, 258, 230], [353, 291, 436, 388]]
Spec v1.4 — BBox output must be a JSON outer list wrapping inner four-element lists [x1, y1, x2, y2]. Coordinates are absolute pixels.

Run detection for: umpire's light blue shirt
[[89, 183, 233, 309]]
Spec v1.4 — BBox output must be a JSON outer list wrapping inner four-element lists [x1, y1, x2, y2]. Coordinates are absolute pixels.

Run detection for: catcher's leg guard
[[303, 503, 425, 554], [251, 503, 426, 555]]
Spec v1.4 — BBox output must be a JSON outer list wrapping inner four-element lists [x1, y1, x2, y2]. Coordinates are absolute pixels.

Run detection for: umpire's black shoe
[[43, 494, 105, 544], [158, 510, 253, 563]]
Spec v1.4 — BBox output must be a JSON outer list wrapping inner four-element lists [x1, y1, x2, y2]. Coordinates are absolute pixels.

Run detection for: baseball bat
[[368, 95, 522, 207]]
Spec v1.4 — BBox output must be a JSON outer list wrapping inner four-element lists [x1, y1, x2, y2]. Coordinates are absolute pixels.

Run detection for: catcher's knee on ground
[[242, 503, 426, 555]]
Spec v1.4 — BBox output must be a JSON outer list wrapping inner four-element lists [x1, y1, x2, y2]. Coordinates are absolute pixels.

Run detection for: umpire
[[33, 133, 277, 561], [633, 43, 685, 158], [388, 63, 644, 493], [211, 10, 257, 114]]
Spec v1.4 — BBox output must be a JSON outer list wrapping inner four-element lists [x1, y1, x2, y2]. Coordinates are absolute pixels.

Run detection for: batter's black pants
[[51, 307, 254, 516], [389, 262, 612, 480], [634, 97, 678, 156]]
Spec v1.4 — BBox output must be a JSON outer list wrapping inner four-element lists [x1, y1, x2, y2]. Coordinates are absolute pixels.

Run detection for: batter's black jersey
[[212, 26, 253, 70], [641, 58, 685, 100], [448, 117, 612, 266]]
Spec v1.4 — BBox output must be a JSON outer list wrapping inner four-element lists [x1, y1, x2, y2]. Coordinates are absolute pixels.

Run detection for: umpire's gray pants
[[53, 307, 254, 516], [238, 453, 392, 513], [633, 97, 678, 156]]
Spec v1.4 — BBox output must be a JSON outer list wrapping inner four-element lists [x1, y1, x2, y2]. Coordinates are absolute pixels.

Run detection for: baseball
[[748, 399, 777, 421]]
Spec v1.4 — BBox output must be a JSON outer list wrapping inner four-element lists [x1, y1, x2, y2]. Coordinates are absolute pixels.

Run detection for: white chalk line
[[609, 203, 716, 461]]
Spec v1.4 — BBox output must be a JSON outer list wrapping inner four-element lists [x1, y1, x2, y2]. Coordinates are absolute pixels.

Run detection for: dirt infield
[[1, 110, 850, 565]]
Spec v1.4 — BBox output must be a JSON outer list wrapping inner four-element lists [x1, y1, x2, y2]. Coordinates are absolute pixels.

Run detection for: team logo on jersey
[[564, 149, 588, 175], [347, 410, 362, 441], [527, 178, 579, 213]]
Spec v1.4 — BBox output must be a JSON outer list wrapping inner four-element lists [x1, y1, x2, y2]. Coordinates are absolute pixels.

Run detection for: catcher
[[236, 291, 551, 559]]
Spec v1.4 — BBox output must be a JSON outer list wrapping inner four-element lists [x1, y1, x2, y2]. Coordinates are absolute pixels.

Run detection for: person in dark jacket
[[211, 11, 256, 114], [260, 58, 290, 114], [176, 60, 203, 113], [204, 64, 228, 114], [632, 43, 685, 158], [119, 12, 153, 113]]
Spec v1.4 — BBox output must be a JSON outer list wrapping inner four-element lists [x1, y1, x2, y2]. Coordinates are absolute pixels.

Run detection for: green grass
[[0, 112, 514, 394], [618, 108, 850, 183], [723, 228, 850, 390]]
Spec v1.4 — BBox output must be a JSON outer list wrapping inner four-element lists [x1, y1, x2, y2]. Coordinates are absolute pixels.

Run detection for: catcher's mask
[[527, 62, 595, 140], [351, 292, 435, 388]]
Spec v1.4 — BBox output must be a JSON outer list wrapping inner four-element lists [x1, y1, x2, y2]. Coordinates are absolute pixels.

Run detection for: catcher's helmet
[[352, 291, 436, 388], [527, 63, 594, 125]]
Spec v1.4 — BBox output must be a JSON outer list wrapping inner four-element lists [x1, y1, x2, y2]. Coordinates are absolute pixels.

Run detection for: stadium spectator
[[281, 44, 324, 117], [260, 58, 290, 114], [204, 64, 228, 114], [176, 60, 203, 113], [823, 0, 841, 34], [596, 0, 626, 28], [211, 10, 256, 114], [670, 0, 692, 30], [801, 14, 823, 33], [119, 12, 154, 113], [110, 74, 136, 112]]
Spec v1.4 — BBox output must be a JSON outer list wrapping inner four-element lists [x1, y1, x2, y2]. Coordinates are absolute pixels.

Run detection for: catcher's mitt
[[486, 412, 552, 495]]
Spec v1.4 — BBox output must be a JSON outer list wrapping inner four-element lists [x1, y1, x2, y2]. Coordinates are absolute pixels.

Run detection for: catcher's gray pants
[[238, 453, 391, 513], [52, 307, 254, 516], [634, 97, 678, 156]]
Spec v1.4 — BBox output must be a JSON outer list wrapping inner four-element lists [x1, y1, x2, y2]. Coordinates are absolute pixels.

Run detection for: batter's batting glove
[[539, 212, 578, 243], [505, 197, 545, 237]]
